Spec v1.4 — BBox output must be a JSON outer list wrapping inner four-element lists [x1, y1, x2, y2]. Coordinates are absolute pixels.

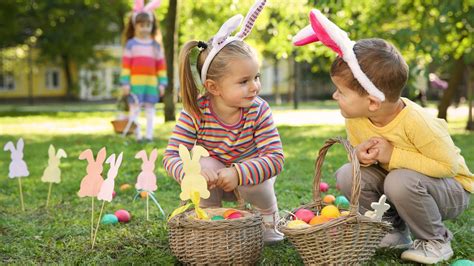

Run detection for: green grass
[[0, 104, 472, 264]]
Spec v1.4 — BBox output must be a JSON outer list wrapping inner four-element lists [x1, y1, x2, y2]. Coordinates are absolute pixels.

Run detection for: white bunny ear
[[236, 0, 266, 39], [115, 152, 123, 168], [16, 138, 24, 152], [144, 0, 161, 12], [56, 148, 67, 159], [133, 0, 144, 12], [48, 145, 56, 158], [106, 154, 116, 167], [4, 141, 15, 152], [212, 14, 243, 47]]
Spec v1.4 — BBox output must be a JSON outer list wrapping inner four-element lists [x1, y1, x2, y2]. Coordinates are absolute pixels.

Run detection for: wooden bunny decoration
[[135, 149, 158, 192], [78, 147, 106, 197], [178, 144, 210, 201], [41, 144, 67, 184], [4, 138, 29, 178], [97, 152, 123, 202]]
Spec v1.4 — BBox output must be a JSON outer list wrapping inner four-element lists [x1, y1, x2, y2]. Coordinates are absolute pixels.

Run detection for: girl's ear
[[368, 95, 382, 112], [204, 80, 220, 96]]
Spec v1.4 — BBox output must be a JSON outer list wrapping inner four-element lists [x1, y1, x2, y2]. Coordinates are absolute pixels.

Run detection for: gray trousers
[[335, 163, 470, 242]]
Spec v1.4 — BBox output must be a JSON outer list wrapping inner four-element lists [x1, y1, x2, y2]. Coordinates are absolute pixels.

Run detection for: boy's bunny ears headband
[[293, 9, 385, 101], [200, 0, 266, 83], [132, 0, 161, 25]]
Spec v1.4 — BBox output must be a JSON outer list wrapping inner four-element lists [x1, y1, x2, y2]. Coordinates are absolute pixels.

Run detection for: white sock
[[129, 104, 141, 140], [145, 105, 155, 140]]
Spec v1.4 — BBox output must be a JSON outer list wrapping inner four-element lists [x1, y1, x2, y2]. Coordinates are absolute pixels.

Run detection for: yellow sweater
[[346, 98, 473, 193]]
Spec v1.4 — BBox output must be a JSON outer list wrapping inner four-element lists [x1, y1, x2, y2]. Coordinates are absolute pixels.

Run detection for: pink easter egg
[[227, 211, 243, 219], [112, 191, 116, 198], [320, 182, 329, 192], [115, 209, 131, 223], [294, 208, 315, 223]]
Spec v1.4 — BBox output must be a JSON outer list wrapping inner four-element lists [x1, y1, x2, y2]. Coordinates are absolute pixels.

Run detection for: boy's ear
[[204, 80, 220, 96], [368, 95, 382, 112]]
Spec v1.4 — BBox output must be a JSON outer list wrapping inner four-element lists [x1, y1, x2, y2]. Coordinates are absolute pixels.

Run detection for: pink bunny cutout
[[3, 138, 29, 178], [78, 147, 106, 197], [97, 152, 123, 202], [135, 149, 158, 192]]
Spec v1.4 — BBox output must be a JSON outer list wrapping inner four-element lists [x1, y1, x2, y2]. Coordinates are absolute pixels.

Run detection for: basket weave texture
[[279, 137, 392, 265], [110, 119, 136, 135], [168, 207, 264, 265]]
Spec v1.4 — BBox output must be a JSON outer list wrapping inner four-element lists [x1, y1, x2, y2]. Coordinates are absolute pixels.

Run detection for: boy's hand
[[355, 139, 379, 165], [216, 167, 239, 192], [370, 137, 394, 164], [201, 168, 219, 189]]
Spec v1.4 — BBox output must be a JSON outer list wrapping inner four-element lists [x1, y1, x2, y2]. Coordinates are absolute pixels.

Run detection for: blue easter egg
[[101, 214, 119, 225], [452, 260, 474, 266], [335, 195, 350, 209]]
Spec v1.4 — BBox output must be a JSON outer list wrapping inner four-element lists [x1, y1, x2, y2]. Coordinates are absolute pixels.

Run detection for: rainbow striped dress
[[120, 37, 167, 104], [163, 96, 284, 185]]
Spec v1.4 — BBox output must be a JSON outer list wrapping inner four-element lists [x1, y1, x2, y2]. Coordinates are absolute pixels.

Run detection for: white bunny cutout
[[97, 152, 123, 202], [41, 145, 67, 184], [4, 138, 29, 178], [178, 144, 210, 201], [135, 149, 158, 192]]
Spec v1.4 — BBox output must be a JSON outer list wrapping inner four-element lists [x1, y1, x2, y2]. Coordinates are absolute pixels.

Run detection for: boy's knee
[[384, 169, 419, 202], [335, 163, 353, 194], [199, 156, 225, 171]]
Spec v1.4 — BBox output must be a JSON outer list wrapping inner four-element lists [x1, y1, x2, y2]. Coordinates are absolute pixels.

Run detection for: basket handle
[[312, 137, 361, 216]]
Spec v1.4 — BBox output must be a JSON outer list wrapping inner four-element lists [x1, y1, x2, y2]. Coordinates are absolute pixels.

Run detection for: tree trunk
[[163, 0, 178, 122], [61, 54, 74, 100], [466, 65, 473, 131], [437, 56, 465, 120], [273, 58, 281, 105]]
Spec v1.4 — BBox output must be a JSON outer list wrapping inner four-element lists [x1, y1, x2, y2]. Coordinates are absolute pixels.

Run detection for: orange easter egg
[[140, 191, 148, 198], [321, 205, 341, 219], [120, 184, 131, 191], [223, 209, 238, 219], [323, 195, 336, 204], [309, 215, 330, 225]]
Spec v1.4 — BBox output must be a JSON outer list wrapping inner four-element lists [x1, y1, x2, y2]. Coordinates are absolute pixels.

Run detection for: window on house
[[45, 69, 60, 90], [0, 72, 15, 91]]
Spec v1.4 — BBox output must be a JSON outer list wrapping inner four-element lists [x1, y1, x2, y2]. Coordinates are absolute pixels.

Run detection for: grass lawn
[[0, 102, 472, 264]]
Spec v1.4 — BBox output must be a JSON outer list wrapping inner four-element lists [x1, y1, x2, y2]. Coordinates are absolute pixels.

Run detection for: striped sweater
[[163, 96, 284, 185], [120, 37, 167, 91]]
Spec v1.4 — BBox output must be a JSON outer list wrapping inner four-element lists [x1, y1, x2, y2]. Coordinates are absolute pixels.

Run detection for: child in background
[[293, 9, 472, 264], [163, 0, 285, 244], [120, 0, 167, 142]]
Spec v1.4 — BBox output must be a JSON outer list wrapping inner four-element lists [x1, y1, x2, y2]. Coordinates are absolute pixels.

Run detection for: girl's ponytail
[[179, 41, 202, 119]]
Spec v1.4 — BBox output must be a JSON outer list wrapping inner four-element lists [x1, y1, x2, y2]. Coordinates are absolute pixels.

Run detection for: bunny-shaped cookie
[[78, 147, 106, 197], [135, 149, 158, 192], [3, 138, 29, 178], [97, 152, 123, 202], [41, 144, 67, 183], [178, 144, 210, 201]]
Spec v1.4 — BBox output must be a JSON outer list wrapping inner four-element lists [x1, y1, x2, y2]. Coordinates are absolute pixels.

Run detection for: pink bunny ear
[[16, 138, 24, 153], [95, 147, 107, 164], [133, 0, 145, 12], [236, 0, 266, 39], [79, 149, 94, 163], [144, 0, 161, 12], [148, 149, 158, 163], [135, 150, 148, 161]]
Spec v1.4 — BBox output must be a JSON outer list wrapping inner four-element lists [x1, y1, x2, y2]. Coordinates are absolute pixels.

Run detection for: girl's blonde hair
[[179, 40, 256, 118], [123, 12, 159, 44]]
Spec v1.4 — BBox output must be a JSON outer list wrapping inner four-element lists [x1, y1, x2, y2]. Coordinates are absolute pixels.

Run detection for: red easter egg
[[115, 209, 131, 223], [227, 211, 243, 219], [320, 182, 329, 192], [223, 209, 238, 219], [112, 191, 116, 198], [294, 208, 315, 223]]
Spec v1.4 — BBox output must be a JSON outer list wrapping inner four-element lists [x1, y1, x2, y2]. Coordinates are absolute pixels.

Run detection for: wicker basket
[[168, 200, 264, 265], [111, 119, 137, 135], [279, 137, 392, 265]]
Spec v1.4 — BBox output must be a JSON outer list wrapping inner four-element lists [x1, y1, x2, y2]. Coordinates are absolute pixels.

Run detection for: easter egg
[[287, 220, 310, 229], [335, 195, 350, 209], [321, 205, 341, 219], [323, 195, 336, 204], [340, 211, 350, 216], [227, 211, 243, 219], [319, 182, 329, 192], [140, 191, 148, 198], [211, 215, 225, 221], [120, 184, 131, 191], [112, 191, 116, 198], [115, 209, 131, 223], [309, 215, 330, 225], [223, 209, 239, 219], [452, 259, 474, 266], [294, 208, 315, 223], [101, 214, 118, 225]]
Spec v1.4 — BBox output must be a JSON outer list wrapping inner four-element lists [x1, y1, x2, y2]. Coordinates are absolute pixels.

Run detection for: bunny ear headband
[[293, 9, 385, 101], [132, 0, 161, 25], [200, 0, 266, 83]]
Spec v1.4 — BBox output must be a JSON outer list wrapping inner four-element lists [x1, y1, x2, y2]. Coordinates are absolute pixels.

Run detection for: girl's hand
[[370, 137, 394, 164], [355, 139, 379, 165], [159, 85, 165, 97], [201, 168, 218, 189], [216, 167, 239, 192], [122, 85, 130, 96]]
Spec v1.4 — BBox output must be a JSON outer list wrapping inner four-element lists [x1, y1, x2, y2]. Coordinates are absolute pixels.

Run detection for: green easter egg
[[101, 214, 119, 224], [211, 215, 225, 221], [335, 195, 350, 209], [452, 260, 474, 266]]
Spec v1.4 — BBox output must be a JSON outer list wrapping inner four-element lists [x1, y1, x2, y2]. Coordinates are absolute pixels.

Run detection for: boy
[[293, 10, 472, 264]]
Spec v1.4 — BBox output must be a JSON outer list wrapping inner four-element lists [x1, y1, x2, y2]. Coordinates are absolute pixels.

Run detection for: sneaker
[[145, 138, 153, 143], [379, 228, 413, 249], [262, 212, 284, 244], [401, 239, 453, 264]]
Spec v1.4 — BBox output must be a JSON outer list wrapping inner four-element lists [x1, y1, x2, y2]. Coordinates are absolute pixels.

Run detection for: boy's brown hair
[[330, 38, 408, 102]]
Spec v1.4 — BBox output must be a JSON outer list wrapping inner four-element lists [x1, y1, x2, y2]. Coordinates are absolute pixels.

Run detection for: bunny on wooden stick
[[78, 147, 106, 244], [92, 152, 123, 249], [41, 144, 67, 207], [4, 138, 29, 211]]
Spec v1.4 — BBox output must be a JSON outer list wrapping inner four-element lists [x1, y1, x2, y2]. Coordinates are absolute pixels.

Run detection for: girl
[[120, 0, 167, 142], [163, 0, 285, 244]]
